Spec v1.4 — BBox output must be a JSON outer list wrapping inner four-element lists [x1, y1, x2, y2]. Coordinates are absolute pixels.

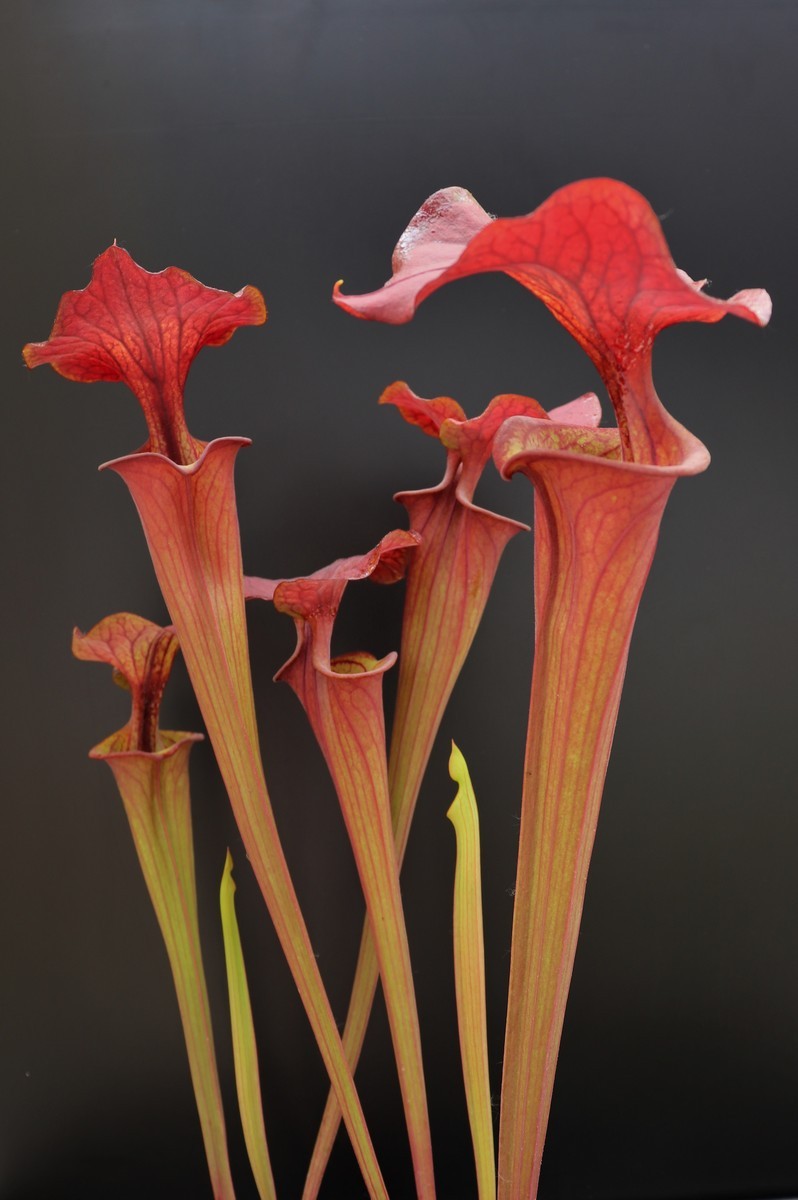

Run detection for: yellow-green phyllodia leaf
[[220, 853, 277, 1200], [447, 743, 495, 1200]]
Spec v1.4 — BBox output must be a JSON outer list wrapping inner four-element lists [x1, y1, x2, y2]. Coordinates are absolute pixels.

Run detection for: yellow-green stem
[[219, 852, 277, 1200], [447, 743, 496, 1200]]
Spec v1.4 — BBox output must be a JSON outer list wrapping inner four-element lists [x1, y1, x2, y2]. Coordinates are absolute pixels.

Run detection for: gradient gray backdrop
[[2, 2, 796, 1197]]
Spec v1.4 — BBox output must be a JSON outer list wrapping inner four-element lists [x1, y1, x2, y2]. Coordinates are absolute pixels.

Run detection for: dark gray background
[[2, 2, 796, 1197]]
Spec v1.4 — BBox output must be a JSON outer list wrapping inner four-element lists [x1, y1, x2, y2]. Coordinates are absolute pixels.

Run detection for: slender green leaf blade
[[447, 743, 495, 1200], [220, 852, 277, 1200]]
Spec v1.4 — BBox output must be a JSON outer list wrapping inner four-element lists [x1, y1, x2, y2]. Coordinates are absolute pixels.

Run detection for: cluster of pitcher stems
[[24, 179, 769, 1199]]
